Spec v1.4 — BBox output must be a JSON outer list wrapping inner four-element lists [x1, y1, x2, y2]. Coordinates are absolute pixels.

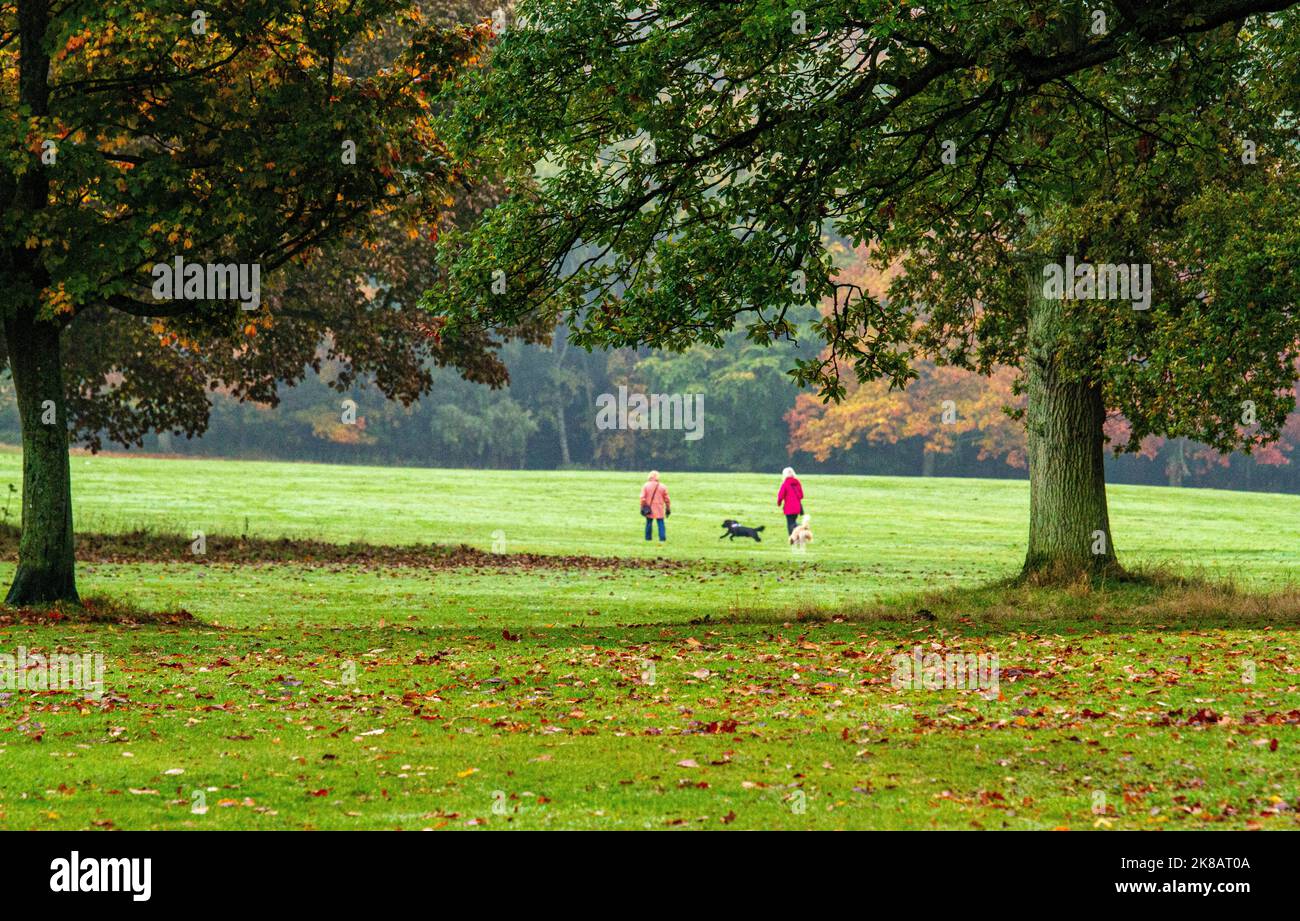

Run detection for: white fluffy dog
[[789, 514, 813, 548]]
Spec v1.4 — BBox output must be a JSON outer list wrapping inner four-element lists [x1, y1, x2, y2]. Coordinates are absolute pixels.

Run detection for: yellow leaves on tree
[[787, 243, 1025, 468], [41, 283, 75, 317], [312, 415, 375, 446], [788, 363, 1026, 468]]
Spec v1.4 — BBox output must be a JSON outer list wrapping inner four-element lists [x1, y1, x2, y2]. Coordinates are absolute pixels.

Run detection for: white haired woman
[[777, 466, 804, 535], [639, 470, 670, 542]]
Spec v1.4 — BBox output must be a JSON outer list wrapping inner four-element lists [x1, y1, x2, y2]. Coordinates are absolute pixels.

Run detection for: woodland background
[[10, 240, 1295, 492]]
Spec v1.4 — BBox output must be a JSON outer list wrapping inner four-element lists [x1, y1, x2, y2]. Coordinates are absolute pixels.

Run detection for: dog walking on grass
[[720, 519, 764, 542], [789, 514, 813, 548]]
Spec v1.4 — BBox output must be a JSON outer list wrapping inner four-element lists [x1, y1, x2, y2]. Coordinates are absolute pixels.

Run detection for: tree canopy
[[425, 0, 1300, 576], [427, 0, 1298, 390], [0, 0, 520, 601]]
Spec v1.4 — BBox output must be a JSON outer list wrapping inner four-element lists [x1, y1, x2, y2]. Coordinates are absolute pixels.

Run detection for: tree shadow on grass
[[236, 568, 1300, 650], [0, 594, 201, 628], [3, 556, 1295, 640], [771, 564, 1300, 635], [388, 564, 1300, 640]]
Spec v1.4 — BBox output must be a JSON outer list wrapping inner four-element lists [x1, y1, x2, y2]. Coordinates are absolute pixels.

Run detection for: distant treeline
[[1, 312, 1296, 493]]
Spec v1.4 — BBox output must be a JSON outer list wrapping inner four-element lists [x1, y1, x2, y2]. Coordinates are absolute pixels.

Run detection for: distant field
[[0, 450, 1295, 590], [0, 452, 1296, 830]]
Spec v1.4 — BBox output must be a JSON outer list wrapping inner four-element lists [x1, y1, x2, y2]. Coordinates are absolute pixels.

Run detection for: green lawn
[[0, 451, 1296, 830], [0, 450, 1294, 585]]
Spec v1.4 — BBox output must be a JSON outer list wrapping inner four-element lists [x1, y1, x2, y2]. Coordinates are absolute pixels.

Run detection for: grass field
[[0, 451, 1297, 830]]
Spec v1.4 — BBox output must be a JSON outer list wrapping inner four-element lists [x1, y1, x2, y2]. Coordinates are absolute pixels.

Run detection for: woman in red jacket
[[777, 467, 804, 535]]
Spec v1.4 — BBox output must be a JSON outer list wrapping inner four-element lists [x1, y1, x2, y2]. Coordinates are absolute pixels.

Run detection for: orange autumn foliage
[[787, 361, 1026, 467], [787, 243, 1026, 468]]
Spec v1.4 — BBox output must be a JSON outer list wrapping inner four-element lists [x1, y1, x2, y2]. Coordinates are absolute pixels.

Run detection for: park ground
[[0, 451, 1297, 830]]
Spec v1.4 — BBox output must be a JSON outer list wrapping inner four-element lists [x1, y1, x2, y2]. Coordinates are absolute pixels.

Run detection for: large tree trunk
[[1022, 262, 1118, 580], [6, 2, 75, 604], [4, 312, 78, 605]]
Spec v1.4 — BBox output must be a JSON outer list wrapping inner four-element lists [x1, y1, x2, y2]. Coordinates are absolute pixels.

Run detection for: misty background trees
[[7, 303, 1296, 491]]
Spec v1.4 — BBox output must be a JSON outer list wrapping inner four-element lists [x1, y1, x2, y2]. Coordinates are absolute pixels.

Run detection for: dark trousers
[[785, 513, 800, 534], [645, 517, 666, 541]]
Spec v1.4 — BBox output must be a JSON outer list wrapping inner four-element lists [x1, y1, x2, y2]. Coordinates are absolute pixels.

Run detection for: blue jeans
[[644, 517, 665, 541]]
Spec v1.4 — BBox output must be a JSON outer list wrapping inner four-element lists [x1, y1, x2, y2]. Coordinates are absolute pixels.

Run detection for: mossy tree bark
[[1022, 260, 1119, 579], [5, 0, 76, 604], [4, 311, 78, 604]]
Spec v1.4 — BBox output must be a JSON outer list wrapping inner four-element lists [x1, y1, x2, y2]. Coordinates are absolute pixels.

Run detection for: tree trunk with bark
[[5, 1, 77, 604], [550, 333, 572, 466], [921, 446, 936, 477], [1022, 260, 1119, 580], [4, 311, 78, 604], [1166, 438, 1188, 488], [555, 396, 571, 466]]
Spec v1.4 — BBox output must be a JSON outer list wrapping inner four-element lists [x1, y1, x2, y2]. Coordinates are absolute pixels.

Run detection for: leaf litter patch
[[0, 526, 738, 573]]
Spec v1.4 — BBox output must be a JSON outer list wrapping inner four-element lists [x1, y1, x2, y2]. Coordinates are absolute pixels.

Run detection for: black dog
[[720, 519, 765, 542]]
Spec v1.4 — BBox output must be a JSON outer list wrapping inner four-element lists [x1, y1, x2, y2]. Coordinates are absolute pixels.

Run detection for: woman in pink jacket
[[777, 466, 804, 535], [639, 470, 670, 542]]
